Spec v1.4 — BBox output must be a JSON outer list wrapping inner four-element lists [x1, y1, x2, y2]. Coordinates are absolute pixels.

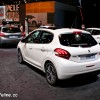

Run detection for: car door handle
[[97, 37, 100, 39], [29, 48, 32, 49], [41, 48, 45, 51]]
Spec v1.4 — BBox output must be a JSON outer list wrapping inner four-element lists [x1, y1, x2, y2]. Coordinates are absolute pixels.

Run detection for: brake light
[[54, 48, 71, 59], [0, 33, 5, 37], [73, 31, 82, 34]]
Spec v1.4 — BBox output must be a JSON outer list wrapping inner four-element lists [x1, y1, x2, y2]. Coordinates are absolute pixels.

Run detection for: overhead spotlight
[[24, 0, 27, 3], [19, 1, 21, 4], [2, 2, 5, 5]]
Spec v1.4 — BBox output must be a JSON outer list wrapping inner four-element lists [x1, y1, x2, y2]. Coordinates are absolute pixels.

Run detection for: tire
[[45, 62, 58, 86], [32, 21, 37, 27], [17, 49, 24, 64]]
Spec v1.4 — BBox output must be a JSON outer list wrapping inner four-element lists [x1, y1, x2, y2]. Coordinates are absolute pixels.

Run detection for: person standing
[[81, 24, 85, 30], [20, 24, 24, 32]]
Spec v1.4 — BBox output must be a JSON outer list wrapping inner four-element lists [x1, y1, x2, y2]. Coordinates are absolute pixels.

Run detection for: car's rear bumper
[[0, 37, 23, 45], [50, 56, 100, 79]]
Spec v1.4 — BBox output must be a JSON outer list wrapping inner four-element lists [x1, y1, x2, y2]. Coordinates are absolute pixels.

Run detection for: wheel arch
[[32, 20, 37, 26], [43, 60, 58, 76], [17, 47, 24, 58], [17, 47, 22, 53], [44, 60, 59, 85], [17, 47, 24, 64]]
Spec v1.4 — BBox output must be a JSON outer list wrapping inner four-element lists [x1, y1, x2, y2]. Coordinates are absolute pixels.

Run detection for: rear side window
[[59, 33, 97, 47]]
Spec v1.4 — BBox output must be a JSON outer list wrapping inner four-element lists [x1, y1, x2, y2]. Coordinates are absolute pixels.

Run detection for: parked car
[[85, 28, 100, 43], [17, 28, 100, 85], [26, 15, 42, 27], [0, 26, 25, 46]]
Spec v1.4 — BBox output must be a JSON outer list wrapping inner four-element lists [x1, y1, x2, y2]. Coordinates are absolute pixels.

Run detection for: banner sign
[[0, 6, 5, 19]]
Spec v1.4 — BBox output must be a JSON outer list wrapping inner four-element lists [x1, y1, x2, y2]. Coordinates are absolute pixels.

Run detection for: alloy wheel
[[45, 62, 58, 85]]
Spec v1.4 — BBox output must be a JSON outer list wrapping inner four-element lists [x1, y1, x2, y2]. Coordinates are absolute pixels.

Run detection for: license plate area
[[9, 36, 18, 38], [79, 54, 96, 60]]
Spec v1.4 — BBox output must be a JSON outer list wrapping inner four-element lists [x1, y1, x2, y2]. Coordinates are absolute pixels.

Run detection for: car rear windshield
[[59, 33, 97, 47], [2, 27, 21, 33]]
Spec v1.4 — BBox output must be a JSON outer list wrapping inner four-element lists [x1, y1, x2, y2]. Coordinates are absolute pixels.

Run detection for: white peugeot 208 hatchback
[[17, 28, 100, 85]]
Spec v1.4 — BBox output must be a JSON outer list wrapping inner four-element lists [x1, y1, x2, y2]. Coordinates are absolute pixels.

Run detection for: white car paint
[[17, 28, 100, 85]]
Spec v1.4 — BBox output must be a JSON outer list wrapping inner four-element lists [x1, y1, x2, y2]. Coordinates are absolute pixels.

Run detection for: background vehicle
[[17, 28, 100, 86], [85, 28, 100, 43], [0, 26, 25, 46], [26, 15, 42, 27]]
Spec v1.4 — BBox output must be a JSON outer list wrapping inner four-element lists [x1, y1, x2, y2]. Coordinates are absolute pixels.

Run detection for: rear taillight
[[21, 32, 25, 37], [54, 48, 71, 59], [0, 33, 5, 37]]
